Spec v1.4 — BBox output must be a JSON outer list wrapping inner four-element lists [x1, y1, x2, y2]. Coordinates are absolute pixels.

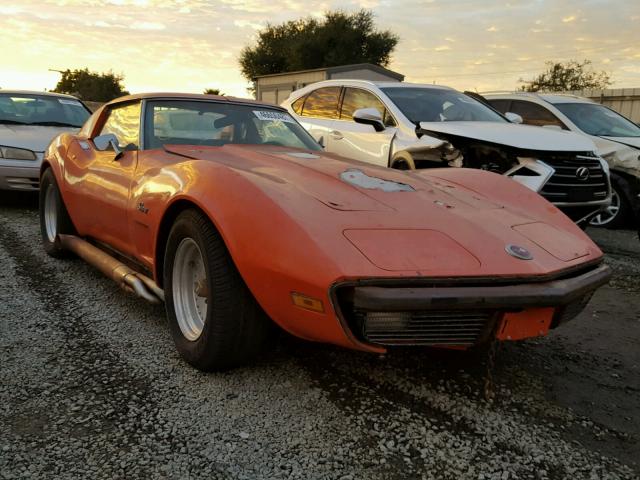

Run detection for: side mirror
[[93, 133, 123, 159], [505, 112, 523, 124], [353, 108, 386, 132]]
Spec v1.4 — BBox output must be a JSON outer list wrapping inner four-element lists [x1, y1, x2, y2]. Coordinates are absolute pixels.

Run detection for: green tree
[[520, 60, 611, 92], [203, 88, 224, 95], [239, 10, 399, 81], [52, 68, 129, 102]]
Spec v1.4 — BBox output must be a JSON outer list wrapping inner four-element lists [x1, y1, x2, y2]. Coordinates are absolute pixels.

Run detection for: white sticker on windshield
[[58, 99, 83, 107], [253, 110, 295, 123]]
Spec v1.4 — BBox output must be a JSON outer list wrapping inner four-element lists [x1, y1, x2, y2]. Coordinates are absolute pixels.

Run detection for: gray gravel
[[0, 194, 638, 480]]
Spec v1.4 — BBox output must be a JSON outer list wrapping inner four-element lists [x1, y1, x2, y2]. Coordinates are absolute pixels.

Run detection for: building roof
[[254, 63, 404, 81]]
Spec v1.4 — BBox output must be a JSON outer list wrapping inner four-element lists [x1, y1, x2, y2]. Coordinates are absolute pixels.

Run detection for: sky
[[1, 0, 638, 98]]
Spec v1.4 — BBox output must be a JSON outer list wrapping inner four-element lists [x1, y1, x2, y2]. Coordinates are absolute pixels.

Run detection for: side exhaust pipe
[[58, 234, 163, 304]]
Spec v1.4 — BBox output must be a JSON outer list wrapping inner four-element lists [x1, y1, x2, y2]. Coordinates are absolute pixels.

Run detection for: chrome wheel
[[43, 184, 58, 243], [590, 189, 621, 227], [172, 237, 208, 341]]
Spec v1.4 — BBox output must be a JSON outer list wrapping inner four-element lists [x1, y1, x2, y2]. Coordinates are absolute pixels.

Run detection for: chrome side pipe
[[58, 234, 163, 304]]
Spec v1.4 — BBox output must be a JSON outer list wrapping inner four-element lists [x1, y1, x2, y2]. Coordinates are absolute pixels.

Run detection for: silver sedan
[[0, 91, 91, 191]]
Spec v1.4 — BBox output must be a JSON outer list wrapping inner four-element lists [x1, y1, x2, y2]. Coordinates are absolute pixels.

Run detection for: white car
[[484, 92, 640, 228], [0, 90, 91, 191], [282, 80, 611, 225]]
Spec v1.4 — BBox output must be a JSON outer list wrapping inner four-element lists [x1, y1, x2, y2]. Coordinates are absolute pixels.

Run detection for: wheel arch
[[154, 198, 219, 288], [390, 150, 416, 170]]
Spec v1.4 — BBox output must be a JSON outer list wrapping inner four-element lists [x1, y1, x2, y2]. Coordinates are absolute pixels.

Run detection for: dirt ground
[[1, 190, 638, 479]]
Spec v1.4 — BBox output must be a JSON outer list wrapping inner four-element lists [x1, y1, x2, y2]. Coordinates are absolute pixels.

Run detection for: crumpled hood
[[0, 124, 77, 152], [599, 136, 640, 150], [418, 121, 596, 152]]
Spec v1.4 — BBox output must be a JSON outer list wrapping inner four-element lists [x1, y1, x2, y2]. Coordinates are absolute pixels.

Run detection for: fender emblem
[[505, 244, 533, 260], [137, 202, 149, 214]]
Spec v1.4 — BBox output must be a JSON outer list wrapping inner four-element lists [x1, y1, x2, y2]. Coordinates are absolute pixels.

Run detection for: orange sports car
[[39, 93, 610, 371]]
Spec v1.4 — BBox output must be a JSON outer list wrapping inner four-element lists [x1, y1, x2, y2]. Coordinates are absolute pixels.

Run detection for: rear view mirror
[[93, 133, 123, 159], [505, 112, 523, 124], [353, 108, 386, 132]]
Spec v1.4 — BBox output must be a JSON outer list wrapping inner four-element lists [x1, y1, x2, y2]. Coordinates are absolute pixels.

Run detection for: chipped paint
[[340, 169, 415, 192]]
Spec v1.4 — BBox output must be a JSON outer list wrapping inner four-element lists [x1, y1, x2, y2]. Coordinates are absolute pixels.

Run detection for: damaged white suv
[[282, 80, 610, 224]]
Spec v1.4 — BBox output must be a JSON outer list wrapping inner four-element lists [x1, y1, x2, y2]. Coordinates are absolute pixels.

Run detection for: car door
[[63, 101, 141, 256], [293, 86, 341, 149], [330, 87, 397, 167]]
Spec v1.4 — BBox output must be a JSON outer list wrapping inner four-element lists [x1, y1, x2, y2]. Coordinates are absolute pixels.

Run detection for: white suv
[[484, 92, 640, 228], [282, 80, 610, 224]]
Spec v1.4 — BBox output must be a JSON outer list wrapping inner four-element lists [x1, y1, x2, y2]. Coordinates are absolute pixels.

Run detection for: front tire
[[39, 168, 75, 258], [589, 174, 632, 229], [164, 209, 271, 371]]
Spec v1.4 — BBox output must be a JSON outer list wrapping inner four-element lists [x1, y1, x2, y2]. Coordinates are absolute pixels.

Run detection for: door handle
[[329, 130, 343, 140]]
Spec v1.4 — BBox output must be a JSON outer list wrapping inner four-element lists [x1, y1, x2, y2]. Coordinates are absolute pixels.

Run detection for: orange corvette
[[39, 93, 610, 371]]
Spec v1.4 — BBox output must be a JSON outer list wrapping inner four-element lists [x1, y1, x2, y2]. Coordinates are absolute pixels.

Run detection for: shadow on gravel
[[0, 190, 38, 210]]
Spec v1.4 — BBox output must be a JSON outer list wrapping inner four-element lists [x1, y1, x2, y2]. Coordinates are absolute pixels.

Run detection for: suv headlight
[[0, 146, 38, 160]]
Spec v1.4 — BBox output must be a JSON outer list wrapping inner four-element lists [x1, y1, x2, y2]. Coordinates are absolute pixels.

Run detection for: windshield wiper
[[29, 121, 79, 127], [0, 119, 29, 125]]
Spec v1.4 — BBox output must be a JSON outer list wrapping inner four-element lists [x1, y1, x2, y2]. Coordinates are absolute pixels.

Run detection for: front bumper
[[0, 158, 42, 191], [334, 263, 611, 347]]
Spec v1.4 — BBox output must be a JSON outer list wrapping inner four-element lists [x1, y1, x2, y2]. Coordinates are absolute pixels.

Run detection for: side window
[[291, 95, 306, 114], [300, 87, 341, 119], [509, 100, 567, 129], [340, 88, 396, 127], [98, 102, 142, 150], [487, 99, 511, 114]]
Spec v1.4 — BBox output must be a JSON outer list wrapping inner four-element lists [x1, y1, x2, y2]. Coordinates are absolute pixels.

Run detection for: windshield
[[554, 102, 640, 138], [381, 87, 507, 124], [144, 100, 321, 151], [0, 93, 90, 127]]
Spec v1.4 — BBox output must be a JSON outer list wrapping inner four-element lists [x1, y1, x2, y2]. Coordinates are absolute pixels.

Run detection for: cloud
[[562, 15, 576, 23], [233, 19, 263, 30], [486, 26, 498, 32], [130, 21, 166, 30], [434, 45, 451, 52]]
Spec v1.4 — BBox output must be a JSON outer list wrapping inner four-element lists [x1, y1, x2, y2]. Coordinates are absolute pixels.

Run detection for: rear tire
[[39, 168, 75, 258], [164, 209, 271, 371]]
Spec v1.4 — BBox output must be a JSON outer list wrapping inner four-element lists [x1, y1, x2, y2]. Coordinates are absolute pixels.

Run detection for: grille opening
[[356, 310, 496, 346], [537, 154, 609, 204]]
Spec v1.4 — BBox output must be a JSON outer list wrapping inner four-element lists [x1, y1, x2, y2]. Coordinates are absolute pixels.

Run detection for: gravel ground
[[0, 192, 638, 480]]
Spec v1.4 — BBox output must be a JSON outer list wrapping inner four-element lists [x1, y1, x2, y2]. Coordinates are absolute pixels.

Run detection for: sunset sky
[[1, 0, 638, 98]]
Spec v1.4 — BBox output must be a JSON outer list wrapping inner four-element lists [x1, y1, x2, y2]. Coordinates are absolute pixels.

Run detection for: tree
[[239, 10, 399, 81], [203, 88, 224, 95], [52, 68, 129, 102], [520, 60, 611, 92]]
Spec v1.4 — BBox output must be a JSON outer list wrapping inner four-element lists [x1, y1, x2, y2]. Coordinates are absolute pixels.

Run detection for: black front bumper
[[334, 263, 611, 347], [351, 264, 611, 312]]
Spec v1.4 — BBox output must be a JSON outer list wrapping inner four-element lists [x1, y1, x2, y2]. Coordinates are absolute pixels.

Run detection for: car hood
[[599, 136, 640, 150], [0, 124, 78, 152], [164, 144, 602, 276], [418, 121, 596, 152]]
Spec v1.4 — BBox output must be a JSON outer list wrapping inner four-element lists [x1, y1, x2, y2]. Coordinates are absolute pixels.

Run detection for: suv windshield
[[381, 87, 506, 124], [0, 94, 90, 127], [554, 102, 640, 138], [144, 100, 321, 150]]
